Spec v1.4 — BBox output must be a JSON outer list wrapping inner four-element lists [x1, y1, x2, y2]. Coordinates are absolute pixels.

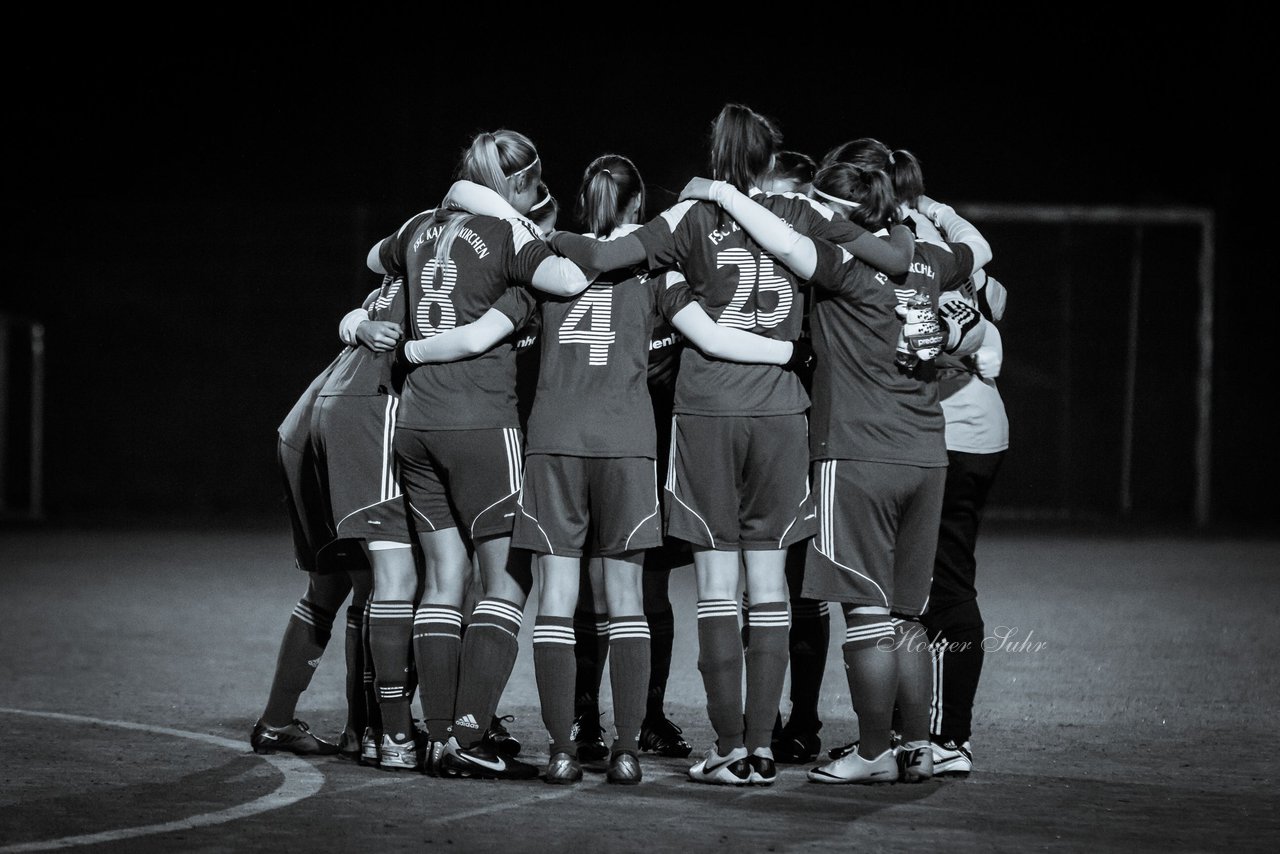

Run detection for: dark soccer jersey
[[278, 354, 341, 451], [807, 237, 976, 466], [320, 274, 407, 398], [377, 210, 545, 430], [525, 267, 692, 458], [633, 191, 866, 416]]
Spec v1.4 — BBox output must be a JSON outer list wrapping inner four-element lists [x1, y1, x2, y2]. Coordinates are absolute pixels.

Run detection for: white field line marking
[[426, 777, 603, 824], [0, 708, 324, 852]]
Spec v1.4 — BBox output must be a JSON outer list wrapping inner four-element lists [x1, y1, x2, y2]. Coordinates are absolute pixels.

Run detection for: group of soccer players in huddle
[[249, 102, 1011, 789]]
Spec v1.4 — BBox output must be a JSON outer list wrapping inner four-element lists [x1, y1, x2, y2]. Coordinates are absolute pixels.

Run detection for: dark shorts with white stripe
[[311, 393, 411, 544], [802, 458, 946, 616], [393, 426, 524, 542], [512, 454, 662, 557]]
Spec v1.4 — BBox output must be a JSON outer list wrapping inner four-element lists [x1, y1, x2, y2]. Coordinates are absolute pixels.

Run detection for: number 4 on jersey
[[558, 285, 616, 366]]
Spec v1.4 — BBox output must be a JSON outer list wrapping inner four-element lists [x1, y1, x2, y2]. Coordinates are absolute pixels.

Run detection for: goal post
[[955, 204, 1215, 528]]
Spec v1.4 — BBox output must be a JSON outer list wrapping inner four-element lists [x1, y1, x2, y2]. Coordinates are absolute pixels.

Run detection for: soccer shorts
[[802, 458, 946, 616], [512, 454, 662, 557], [393, 426, 524, 541], [664, 413, 814, 551], [312, 394, 411, 545]]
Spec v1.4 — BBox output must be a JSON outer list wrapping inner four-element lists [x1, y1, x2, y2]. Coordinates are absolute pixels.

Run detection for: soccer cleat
[[807, 748, 898, 784], [748, 752, 778, 786], [544, 750, 584, 785], [827, 740, 857, 761], [687, 746, 751, 786], [606, 750, 642, 785], [772, 720, 822, 764], [440, 740, 540, 780], [930, 739, 973, 777], [483, 714, 522, 758], [359, 726, 380, 766], [250, 719, 341, 757], [638, 715, 693, 758], [571, 714, 609, 763], [337, 726, 362, 761], [378, 733, 420, 771], [897, 740, 934, 783], [421, 740, 447, 777]]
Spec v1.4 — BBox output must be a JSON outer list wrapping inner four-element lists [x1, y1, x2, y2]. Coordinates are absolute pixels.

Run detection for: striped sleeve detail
[[659, 199, 697, 231]]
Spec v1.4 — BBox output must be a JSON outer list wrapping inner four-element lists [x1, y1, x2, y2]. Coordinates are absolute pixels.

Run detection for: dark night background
[[2, 25, 1271, 534]]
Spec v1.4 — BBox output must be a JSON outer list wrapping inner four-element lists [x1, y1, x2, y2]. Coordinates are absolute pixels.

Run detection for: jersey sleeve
[[503, 217, 561, 284], [810, 238, 857, 296], [378, 210, 434, 276], [634, 201, 697, 271], [932, 241, 978, 291], [654, 270, 697, 321], [490, 284, 538, 332]]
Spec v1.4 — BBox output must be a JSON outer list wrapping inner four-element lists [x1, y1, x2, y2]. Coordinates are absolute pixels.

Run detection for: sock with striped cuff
[[744, 602, 789, 754], [262, 597, 335, 727], [344, 604, 367, 734], [413, 604, 463, 743], [453, 598, 524, 747], [534, 616, 577, 755], [368, 599, 415, 741], [841, 610, 897, 758], [608, 615, 651, 754], [696, 599, 745, 753]]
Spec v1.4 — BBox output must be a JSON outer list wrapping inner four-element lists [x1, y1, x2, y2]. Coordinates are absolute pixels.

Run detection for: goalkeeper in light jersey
[[680, 162, 990, 785]]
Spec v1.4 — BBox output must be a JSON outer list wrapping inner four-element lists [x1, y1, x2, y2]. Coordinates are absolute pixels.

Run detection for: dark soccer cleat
[[337, 726, 362, 761], [688, 745, 751, 786], [639, 715, 692, 758], [772, 720, 822, 764], [571, 714, 609, 763], [748, 752, 778, 786], [440, 740, 540, 780], [930, 739, 973, 777], [897, 740, 934, 783], [607, 750, 642, 785], [421, 739, 447, 777], [358, 726, 380, 767], [545, 750, 584, 785], [250, 719, 341, 757], [827, 740, 857, 761], [483, 714, 522, 758]]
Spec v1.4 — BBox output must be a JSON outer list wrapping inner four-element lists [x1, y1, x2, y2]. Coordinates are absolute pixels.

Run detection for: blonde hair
[[434, 129, 541, 268]]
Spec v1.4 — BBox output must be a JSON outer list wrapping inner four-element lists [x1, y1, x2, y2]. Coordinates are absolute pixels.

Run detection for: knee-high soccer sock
[[534, 616, 578, 756], [343, 605, 367, 734], [744, 602, 789, 754], [413, 604, 463, 743], [892, 618, 933, 745], [841, 612, 897, 758], [362, 599, 381, 732], [608, 615, 651, 754], [573, 608, 609, 720], [696, 599, 744, 753], [787, 599, 829, 730], [925, 601, 985, 744], [262, 597, 335, 727], [368, 600, 415, 741], [453, 598, 524, 748], [644, 604, 675, 720]]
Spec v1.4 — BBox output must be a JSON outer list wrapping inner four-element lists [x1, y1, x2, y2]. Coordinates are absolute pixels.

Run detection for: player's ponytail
[[811, 163, 896, 231], [709, 103, 782, 194], [887, 148, 925, 208], [577, 154, 644, 238], [437, 129, 542, 265]]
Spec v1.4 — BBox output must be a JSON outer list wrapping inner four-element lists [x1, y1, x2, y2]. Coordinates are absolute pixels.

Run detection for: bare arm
[[400, 308, 516, 364], [670, 302, 794, 365]]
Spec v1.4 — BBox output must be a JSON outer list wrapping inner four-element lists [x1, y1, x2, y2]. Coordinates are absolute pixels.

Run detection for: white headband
[[529, 190, 553, 212], [507, 155, 540, 179], [812, 187, 862, 208]]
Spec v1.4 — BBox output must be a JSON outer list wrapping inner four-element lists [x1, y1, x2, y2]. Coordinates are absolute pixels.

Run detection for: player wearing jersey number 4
[[681, 160, 991, 785], [548, 105, 917, 787]]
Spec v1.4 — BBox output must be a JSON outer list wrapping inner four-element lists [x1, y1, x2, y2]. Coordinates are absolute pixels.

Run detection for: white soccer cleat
[[897, 740, 934, 783], [930, 739, 973, 777], [807, 748, 897, 784], [687, 745, 751, 786]]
